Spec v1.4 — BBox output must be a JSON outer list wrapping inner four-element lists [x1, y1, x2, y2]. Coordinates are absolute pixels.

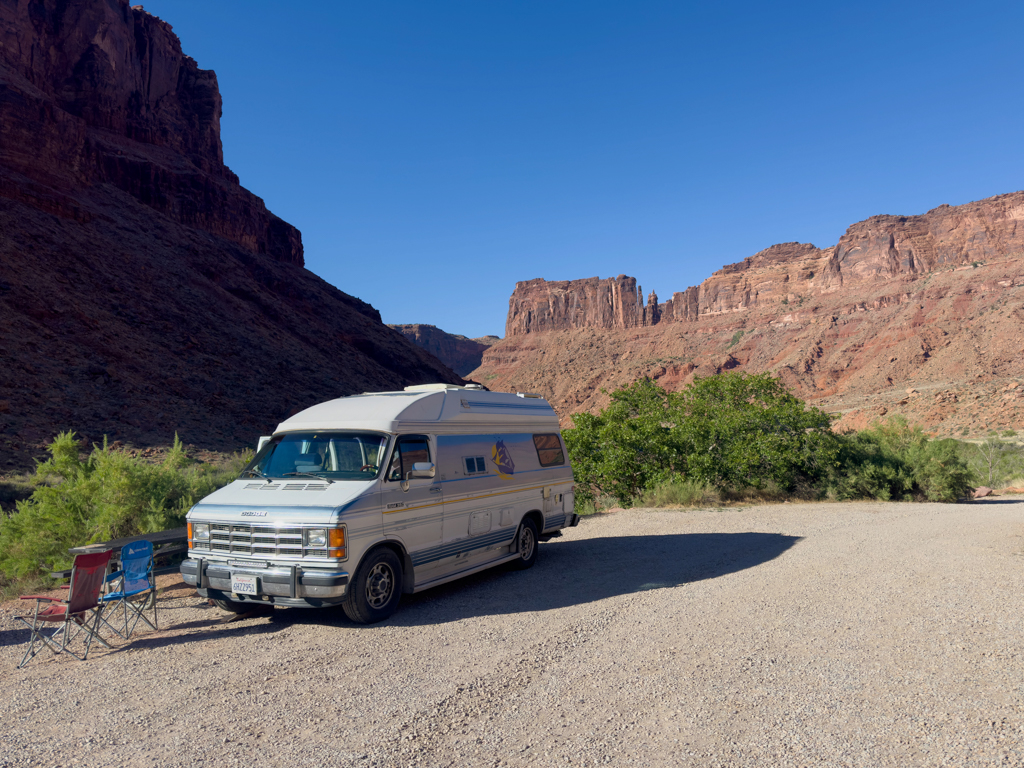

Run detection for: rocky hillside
[[0, 1, 460, 471], [474, 193, 1024, 437], [388, 325, 499, 377]]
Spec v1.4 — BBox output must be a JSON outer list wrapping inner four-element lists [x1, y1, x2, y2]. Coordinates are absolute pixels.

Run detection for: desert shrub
[[830, 418, 974, 502], [564, 378, 681, 506], [563, 373, 839, 506], [671, 372, 838, 493], [961, 437, 1024, 488], [0, 432, 249, 581]]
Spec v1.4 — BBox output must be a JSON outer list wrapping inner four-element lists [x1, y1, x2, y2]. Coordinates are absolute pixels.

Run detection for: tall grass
[[639, 478, 720, 508]]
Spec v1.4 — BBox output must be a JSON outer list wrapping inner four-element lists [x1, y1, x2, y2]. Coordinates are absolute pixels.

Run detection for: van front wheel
[[511, 518, 539, 570], [343, 548, 403, 624]]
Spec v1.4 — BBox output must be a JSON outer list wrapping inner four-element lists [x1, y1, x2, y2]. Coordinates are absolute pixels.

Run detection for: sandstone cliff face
[[477, 192, 1024, 437], [0, 0, 301, 263], [0, 1, 461, 471], [388, 325, 498, 377], [506, 275, 656, 335], [506, 193, 1024, 334]]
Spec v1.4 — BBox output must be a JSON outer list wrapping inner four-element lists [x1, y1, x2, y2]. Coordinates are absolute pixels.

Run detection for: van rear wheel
[[511, 518, 539, 570], [343, 547, 402, 624]]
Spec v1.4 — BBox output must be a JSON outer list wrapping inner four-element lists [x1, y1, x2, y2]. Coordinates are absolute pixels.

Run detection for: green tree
[[672, 372, 838, 492]]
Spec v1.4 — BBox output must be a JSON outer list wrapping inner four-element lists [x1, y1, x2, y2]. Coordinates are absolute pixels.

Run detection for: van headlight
[[193, 523, 210, 541], [305, 528, 327, 547]]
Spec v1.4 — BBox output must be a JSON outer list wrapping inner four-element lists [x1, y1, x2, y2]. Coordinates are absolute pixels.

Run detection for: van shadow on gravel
[[273, 531, 802, 628]]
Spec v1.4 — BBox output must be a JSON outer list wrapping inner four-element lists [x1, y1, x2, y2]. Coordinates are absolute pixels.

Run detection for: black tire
[[510, 517, 539, 571], [342, 547, 403, 624], [212, 597, 250, 613]]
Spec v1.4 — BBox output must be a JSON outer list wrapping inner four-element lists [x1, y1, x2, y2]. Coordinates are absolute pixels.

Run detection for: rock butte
[[0, 0, 460, 471], [473, 193, 1024, 436]]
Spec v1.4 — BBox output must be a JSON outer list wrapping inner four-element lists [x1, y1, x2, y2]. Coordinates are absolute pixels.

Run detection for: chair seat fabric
[[17, 549, 112, 668]]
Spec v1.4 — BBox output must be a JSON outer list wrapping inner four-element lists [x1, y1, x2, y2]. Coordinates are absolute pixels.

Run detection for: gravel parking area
[[2, 500, 1023, 768]]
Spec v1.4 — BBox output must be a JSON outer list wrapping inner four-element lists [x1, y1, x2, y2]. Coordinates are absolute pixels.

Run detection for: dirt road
[[3, 500, 1023, 767]]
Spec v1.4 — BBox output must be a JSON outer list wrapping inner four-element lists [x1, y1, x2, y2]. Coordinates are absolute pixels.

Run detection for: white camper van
[[181, 384, 578, 623]]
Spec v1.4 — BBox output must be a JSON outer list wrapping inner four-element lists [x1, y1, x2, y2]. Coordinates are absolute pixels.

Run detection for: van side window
[[464, 456, 487, 475], [387, 436, 431, 481], [533, 434, 565, 467]]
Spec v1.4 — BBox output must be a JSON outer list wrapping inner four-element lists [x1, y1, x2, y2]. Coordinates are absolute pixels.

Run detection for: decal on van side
[[491, 440, 515, 479]]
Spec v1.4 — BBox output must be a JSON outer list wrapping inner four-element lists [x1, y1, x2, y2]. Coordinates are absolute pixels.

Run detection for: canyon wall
[[0, 1, 460, 470], [506, 193, 1024, 335], [388, 324, 498, 377], [476, 192, 1024, 438], [0, 0, 301, 263]]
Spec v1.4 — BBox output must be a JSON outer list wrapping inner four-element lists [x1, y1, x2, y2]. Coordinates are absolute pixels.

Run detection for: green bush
[[564, 376, 975, 508], [829, 418, 974, 502], [961, 437, 1024, 488], [564, 372, 839, 506], [0, 432, 249, 582]]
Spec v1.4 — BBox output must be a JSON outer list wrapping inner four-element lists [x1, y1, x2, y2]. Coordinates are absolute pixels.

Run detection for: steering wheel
[[359, 464, 376, 472]]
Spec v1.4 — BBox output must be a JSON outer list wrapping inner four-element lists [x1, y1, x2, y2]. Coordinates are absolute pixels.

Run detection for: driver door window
[[388, 436, 431, 481]]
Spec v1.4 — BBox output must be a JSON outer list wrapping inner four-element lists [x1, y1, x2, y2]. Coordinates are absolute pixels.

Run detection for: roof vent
[[404, 383, 454, 392]]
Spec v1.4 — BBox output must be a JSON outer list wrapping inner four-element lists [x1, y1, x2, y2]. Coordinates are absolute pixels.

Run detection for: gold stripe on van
[[385, 483, 552, 514]]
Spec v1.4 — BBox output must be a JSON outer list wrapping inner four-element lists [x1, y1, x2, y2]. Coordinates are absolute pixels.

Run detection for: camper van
[[180, 384, 578, 623]]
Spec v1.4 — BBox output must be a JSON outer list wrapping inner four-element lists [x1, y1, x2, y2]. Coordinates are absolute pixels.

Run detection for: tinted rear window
[[533, 434, 565, 467]]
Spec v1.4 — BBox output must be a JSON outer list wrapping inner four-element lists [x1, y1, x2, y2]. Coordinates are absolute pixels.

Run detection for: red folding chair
[[16, 550, 113, 669]]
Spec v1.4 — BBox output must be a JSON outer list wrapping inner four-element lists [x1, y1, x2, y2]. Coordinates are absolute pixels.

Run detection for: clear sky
[[145, 0, 1024, 339]]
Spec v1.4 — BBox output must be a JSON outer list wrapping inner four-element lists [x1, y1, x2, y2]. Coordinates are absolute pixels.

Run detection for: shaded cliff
[[0, 1, 461, 470], [476, 192, 1024, 437], [388, 325, 498, 377]]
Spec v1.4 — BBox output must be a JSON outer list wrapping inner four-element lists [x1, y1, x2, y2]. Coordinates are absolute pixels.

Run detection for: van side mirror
[[401, 462, 435, 492], [410, 462, 435, 479]]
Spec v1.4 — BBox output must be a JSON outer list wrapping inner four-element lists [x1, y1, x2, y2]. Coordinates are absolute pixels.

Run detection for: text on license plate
[[231, 575, 258, 595]]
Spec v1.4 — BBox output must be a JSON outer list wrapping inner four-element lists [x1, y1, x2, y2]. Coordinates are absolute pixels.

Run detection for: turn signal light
[[329, 527, 346, 559], [187, 522, 193, 549]]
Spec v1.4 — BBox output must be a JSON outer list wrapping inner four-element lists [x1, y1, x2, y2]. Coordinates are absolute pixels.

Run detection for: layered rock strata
[[0, 1, 461, 470], [477, 192, 1024, 437], [506, 194, 1024, 335], [0, 0, 301, 263]]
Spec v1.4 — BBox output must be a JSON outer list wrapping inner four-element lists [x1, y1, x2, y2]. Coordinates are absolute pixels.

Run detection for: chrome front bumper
[[181, 558, 349, 600]]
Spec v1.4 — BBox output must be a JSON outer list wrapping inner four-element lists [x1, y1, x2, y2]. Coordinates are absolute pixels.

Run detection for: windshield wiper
[[283, 471, 334, 484], [242, 468, 272, 483]]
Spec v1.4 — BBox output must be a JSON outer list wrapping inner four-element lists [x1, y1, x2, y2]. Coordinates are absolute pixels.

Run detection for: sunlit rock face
[[478, 192, 1024, 436]]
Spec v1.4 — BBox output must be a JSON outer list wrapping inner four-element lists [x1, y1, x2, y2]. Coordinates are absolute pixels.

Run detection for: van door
[[380, 435, 444, 579]]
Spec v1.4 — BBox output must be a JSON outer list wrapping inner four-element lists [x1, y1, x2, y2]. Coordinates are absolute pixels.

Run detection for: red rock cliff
[[0, 0, 302, 264], [507, 192, 1024, 334], [506, 275, 656, 335]]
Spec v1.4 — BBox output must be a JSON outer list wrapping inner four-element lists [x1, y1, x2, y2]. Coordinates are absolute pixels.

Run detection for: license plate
[[231, 575, 258, 595]]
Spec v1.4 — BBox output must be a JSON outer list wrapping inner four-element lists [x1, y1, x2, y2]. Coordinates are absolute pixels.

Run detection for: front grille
[[208, 523, 307, 558]]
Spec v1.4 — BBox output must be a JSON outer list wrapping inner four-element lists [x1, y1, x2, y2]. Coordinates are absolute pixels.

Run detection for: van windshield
[[243, 432, 390, 481]]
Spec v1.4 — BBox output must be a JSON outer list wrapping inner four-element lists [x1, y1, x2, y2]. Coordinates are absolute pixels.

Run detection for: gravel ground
[[2, 500, 1023, 768]]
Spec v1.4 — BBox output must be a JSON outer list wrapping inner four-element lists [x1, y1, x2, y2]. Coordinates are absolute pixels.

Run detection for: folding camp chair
[[99, 540, 157, 639], [16, 549, 113, 668]]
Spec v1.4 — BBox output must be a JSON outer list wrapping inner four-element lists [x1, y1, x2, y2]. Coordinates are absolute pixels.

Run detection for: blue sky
[[146, 1, 1024, 339]]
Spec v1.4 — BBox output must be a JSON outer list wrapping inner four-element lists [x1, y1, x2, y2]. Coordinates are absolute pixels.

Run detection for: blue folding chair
[[99, 540, 158, 639]]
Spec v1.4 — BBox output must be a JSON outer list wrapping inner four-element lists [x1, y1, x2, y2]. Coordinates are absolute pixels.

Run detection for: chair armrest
[[20, 595, 61, 602], [104, 570, 125, 583]]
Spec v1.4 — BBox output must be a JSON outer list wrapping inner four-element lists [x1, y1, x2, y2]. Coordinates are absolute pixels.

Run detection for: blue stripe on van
[[411, 528, 516, 567], [462, 401, 553, 411], [545, 513, 567, 530]]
